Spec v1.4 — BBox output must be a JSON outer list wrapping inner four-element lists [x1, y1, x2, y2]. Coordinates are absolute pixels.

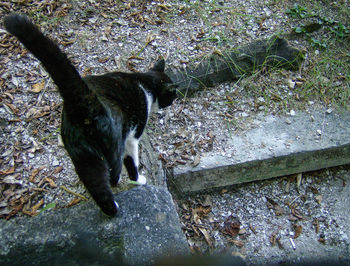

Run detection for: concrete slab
[[170, 110, 350, 193]]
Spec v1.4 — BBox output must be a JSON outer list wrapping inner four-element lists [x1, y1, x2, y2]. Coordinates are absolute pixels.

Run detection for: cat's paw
[[110, 175, 121, 187], [136, 175, 147, 185]]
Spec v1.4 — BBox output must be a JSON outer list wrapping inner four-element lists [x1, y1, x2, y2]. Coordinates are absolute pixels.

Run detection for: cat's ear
[[151, 59, 165, 72]]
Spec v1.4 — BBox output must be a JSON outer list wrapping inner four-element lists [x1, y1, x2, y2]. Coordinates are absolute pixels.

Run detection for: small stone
[[145, 225, 150, 231], [101, 35, 108, 42], [290, 110, 296, 116], [320, 76, 330, 83], [285, 118, 292, 125], [258, 96, 265, 103], [326, 108, 333, 114], [316, 129, 322, 136], [315, 195, 322, 204], [52, 159, 60, 166], [287, 79, 295, 89]]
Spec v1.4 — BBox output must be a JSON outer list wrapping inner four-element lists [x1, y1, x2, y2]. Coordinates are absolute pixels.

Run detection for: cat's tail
[[4, 13, 88, 103]]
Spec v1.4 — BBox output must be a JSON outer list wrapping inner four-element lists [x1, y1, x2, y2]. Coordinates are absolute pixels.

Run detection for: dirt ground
[[0, 0, 349, 263]]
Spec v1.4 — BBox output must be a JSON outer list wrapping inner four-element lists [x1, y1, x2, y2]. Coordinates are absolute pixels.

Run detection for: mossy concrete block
[[170, 110, 350, 193], [0, 185, 188, 265], [166, 36, 304, 97]]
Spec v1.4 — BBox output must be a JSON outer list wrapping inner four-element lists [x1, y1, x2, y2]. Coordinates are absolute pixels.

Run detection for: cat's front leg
[[124, 136, 147, 185]]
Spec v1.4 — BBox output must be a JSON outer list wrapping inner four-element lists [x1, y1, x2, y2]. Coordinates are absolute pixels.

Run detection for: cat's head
[[148, 59, 177, 108]]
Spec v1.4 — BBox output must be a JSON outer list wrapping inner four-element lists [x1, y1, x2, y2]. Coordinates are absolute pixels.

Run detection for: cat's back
[[82, 72, 148, 128], [83, 72, 144, 104]]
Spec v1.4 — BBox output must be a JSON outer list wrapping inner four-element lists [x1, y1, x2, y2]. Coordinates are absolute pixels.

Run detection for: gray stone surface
[[170, 110, 350, 193], [140, 134, 167, 187], [0, 185, 189, 265]]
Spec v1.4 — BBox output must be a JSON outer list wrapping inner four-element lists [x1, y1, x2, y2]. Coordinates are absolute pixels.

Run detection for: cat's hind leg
[[109, 155, 123, 187], [73, 154, 119, 216], [124, 136, 146, 185]]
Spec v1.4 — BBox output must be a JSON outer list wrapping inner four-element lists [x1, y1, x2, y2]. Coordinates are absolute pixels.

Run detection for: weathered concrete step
[[0, 185, 189, 265], [170, 110, 350, 193]]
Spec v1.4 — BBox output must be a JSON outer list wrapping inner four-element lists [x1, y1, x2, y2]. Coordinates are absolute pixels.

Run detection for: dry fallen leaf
[[269, 230, 283, 249], [98, 56, 110, 63], [198, 225, 213, 248], [291, 208, 303, 220], [249, 224, 257, 234], [32, 198, 44, 212], [53, 166, 63, 174], [296, 173, 302, 193], [222, 215, 241, 237], [313, 218, 320, 233], [31, 80, 45, 93], [192, 205, 211, 218], [65, 198, 82, 208], [2, 173, 22, 185], [45, 177, 57, 188], [29, 166, 45, 183], [0, 166, 15, 175], [22, 198, 44, 217], [270, 231, 277, 246], [4, 103, 19, 114], [192, 154, 201, 167], [229, 239, 245, 248], [266, 197, 285, 216], [319, 233, 326, 244], [220, 189, 228, 195], [293, 224, 303, 239]]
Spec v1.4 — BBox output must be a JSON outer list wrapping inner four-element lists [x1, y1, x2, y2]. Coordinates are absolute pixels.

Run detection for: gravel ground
[[0, 0, 349, 262], [176, 165, 350, 264]]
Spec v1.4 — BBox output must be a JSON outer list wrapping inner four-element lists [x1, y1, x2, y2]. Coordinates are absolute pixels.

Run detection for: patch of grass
[[39, 202, 56, 214], [300, 45, 350, 110], [27, 11, 65, 27], [286, 3, 350, 48]]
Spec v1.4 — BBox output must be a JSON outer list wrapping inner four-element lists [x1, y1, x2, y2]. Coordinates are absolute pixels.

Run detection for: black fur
[[4, 13, 176, 216]]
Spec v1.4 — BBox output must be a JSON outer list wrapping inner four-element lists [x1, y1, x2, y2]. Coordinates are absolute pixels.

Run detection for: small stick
[[60, 185, 88, 201]]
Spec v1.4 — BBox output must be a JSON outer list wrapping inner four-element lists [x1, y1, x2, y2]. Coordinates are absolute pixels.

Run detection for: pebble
[[285, 118, 292, 125], [290, 110, 296, 116], [287, 79, 296, 89], [258, 96, 265, 103], [316, 129, 322, 136]]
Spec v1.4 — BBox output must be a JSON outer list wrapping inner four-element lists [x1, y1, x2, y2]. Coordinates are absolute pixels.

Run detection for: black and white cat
[[4, 14, 176, 216]]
